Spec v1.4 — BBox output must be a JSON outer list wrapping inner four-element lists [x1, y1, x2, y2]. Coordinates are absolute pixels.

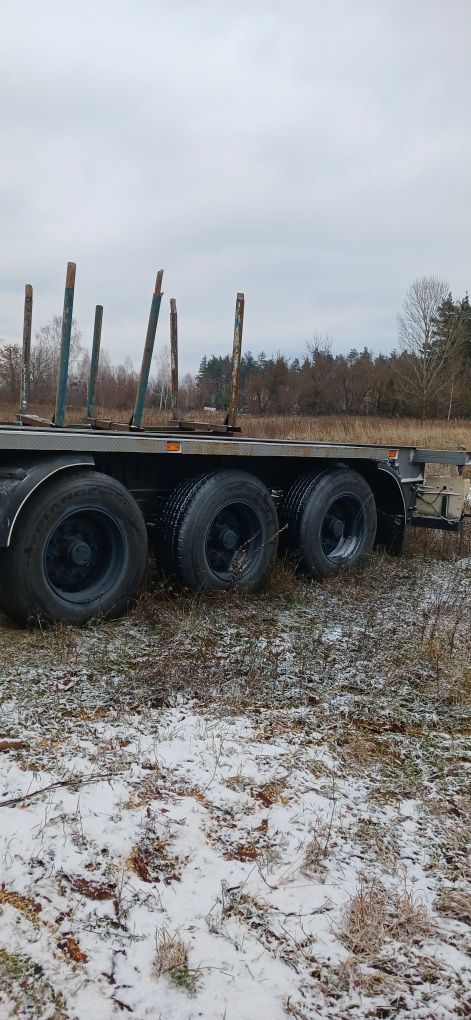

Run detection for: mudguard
[[0, 454, 94, 547]]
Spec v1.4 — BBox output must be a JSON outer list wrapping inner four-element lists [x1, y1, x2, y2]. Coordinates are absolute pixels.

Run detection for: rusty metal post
[[86, 304, 103, 418], [20, 284, 33, 414], [227, 292, 244, 428], [170, 298, 179, 420], [131, 269, 164, 428], [54, 262, 76, 427]]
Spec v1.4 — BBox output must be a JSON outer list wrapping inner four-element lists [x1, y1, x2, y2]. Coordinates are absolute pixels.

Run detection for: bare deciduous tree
[[398, 276, 456, 418], [180, 372, 197, 411], [0, 343, 22, 402], [152, 345, 172, 410], [31, 316, 83, 402]]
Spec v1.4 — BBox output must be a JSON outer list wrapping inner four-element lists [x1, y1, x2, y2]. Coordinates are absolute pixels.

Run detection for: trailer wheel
[[281, 469, 377, 578], [157, 471, 279, 592], [0, 470, 148, 625]]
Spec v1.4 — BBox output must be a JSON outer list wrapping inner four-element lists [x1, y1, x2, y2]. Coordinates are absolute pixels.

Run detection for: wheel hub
[[329, 517, 344, 540], [69, 540, 93, 567], [205, 501, 262, 581], [220, 528, 238, 551], [320, 494, 365, 562], [44, 507, 125, 600]]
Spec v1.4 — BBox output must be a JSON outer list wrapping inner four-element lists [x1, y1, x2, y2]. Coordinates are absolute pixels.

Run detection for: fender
[[0, 454, 94, 547], [373, 463, 407, 553], [376, 463, 407, 520]]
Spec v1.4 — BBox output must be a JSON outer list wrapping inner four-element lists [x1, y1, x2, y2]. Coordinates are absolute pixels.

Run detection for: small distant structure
[[203, 406, 217, 413]]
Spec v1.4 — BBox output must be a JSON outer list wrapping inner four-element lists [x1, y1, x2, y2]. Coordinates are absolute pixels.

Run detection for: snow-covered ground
[[0, 546, 470, 1019]]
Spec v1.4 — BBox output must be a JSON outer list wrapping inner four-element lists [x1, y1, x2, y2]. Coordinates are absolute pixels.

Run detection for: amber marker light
[[388, 449, 399, 460], [166, 441, 181, 453]]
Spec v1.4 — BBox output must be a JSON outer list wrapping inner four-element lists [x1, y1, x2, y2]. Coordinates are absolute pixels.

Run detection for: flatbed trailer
[[0, 263, 469, 625]]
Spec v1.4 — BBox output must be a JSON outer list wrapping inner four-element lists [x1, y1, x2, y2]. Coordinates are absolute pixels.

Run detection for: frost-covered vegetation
[[0, 525, 470, 1018]]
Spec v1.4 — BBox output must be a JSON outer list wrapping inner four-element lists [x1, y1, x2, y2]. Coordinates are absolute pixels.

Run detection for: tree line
[[198, 279, 471, 419], [1, 277, 470, 418], [0, 316, 177, 412]]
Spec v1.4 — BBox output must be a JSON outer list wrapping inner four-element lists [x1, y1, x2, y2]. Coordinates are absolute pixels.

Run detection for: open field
[[0, 414, 470, 1018], [2, 402, 471, 450]]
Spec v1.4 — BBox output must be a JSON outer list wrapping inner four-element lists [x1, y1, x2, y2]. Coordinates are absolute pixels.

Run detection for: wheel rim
[[320, 494, 367, 563], [205, 502, 262, 581], [43, 508, 125, 604]]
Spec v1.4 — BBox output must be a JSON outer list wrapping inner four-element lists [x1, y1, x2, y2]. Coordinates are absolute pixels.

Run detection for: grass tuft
[[154, 928, 200, 995], [341, 878, 432, 956]]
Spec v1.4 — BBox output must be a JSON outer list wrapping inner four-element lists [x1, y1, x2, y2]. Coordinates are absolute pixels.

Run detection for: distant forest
[[1, 277, 470, 419]]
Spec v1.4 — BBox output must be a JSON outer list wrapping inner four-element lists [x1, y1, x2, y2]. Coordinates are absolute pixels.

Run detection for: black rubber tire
[[280, 468, 377, 578], [156, 470, 279, 592], [0, 470, 148, 625]]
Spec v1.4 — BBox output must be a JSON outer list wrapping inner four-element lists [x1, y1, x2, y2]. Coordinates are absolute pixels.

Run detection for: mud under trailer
[[0, 263, 469, 626]]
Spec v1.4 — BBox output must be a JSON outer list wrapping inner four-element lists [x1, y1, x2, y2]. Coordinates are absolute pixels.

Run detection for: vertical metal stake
[[131, 269, 164, 429], [227, 292, 245, 428], [54, 262, 76, 428], [20, 284, 33, 414], [87, 305, 103, 418], [170, 298, 179, 420]]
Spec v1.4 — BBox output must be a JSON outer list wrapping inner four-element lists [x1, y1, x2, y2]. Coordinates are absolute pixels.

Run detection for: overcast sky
[[1, 0, 470, 374]]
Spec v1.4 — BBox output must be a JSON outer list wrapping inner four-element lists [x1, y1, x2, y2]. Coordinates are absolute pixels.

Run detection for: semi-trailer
[[0, 263, 469, 625]]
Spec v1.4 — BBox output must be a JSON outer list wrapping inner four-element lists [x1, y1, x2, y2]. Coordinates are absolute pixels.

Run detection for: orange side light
[[388, 449, 399, 460], [166, 441, 181, 453]]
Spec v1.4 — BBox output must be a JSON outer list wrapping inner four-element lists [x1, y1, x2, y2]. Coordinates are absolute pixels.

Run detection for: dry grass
[[341, 878, 432, 956], [0, 888, 42, 925], [127, 831, 186, 885], [435, 886, 471, 926], [302, 811, 337, 876], [0, 405, 470, 1018], [0, 948, 68, 1020], [237, 413, 471, 450], [154, 928, 200, 995], [1, 399, 471, 450]]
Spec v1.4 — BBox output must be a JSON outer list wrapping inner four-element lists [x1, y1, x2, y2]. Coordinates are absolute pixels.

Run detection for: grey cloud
[[1, 0, 470, 375]]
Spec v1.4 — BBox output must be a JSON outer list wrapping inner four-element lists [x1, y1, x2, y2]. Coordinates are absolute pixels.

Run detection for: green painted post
[[86, 304, 103, 418], [20, 284, 33, 414], [131, 270, 164, 429], [54, 262, 76, 427]]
